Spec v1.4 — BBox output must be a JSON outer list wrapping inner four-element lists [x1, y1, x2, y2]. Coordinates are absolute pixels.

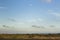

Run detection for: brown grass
[[0, 34, 60, 40]]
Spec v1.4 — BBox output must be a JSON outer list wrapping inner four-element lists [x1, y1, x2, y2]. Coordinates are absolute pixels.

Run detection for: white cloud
[[27, 18, 43, 23], [48, 10, 54, 12], [26, 18, 43, 25], [54, 13, 60, 17], [46, 0, 52, 3], [47, 10, 60, 17], [46, 10, 60, 26], [38, 18, 43, 21], [42, 0, 53, 3], [27, 19, 36, 23], [51, 13, 60, 17]]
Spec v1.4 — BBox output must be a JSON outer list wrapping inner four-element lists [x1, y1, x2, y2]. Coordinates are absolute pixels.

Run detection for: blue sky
[[0, 0, 60, 34]]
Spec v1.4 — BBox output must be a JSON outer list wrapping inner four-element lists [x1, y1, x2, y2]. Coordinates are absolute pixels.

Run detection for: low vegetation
[[0, 34, 60, 40]]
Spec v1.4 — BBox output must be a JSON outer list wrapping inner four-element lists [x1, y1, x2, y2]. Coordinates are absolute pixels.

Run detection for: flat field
[[0, 34, 60, 40]]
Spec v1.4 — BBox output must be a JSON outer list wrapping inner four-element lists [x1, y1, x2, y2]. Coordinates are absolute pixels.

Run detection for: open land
[[0, 34, 60, 40]]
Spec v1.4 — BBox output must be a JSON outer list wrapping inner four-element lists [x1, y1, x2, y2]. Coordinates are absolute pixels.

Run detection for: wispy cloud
[[29, 4, 32, 7], [32, 25, 45, 28], [27, 18, 43, 23], [48, 10, 54, 12], [46, 0, 52, 3], [42, 0, 53, 3], [0, 7, 5, 9], [32, 25, 40, 28], [47, 9, 60, 17], [2, 25, 9, 28], [49, 25, 55, 27], [51, 13, 60, 17], [8, 18, 16, 22]]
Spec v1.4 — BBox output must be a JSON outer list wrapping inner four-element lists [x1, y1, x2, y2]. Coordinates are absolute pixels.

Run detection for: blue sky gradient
[[0, 0, 60, 34]]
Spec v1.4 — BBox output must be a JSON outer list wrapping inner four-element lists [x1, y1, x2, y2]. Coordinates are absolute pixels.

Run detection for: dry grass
[[0, 34, 60, 40]]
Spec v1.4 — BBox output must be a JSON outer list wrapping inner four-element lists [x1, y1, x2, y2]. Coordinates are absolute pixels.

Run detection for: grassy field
[[0, 34, 60, 40]]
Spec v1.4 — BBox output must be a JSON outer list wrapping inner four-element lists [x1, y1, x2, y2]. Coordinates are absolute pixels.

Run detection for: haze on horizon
[[0, 0, 60, 34]]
